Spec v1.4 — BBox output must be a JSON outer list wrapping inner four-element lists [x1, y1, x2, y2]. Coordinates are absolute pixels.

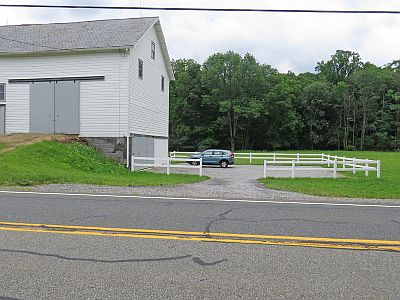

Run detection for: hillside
[[0, 134, 205, 186]]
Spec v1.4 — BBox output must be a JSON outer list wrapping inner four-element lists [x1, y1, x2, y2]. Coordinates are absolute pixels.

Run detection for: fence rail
[[131, 156, 203, 176], [168, 151, 381, 179], [263, 154, 381, 179], [170, 151, 200, 158]]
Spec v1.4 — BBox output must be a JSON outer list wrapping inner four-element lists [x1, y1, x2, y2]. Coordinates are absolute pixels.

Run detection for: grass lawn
[[256, 151, 400, 199], [0, 141, 207, 186]]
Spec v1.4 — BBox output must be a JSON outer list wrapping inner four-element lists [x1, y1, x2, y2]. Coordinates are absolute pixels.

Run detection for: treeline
[[169, 50, 400, 151]]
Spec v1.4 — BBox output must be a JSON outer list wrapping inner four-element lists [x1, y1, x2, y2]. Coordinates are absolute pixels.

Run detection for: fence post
[[273, 153, 276, 162], [131, 155, 135, 172], [263, 160, 267, 178], [333, 159, 338, 178], [377, 160, 381, 178], [297, 153, 300, 163], [199, 158, 203, 177], [327, 155, 330, 167], [342, 157, 346, 169], [250, 152, 252, 163], [321, 153, 324, 163], [352, 158, 356, 174], [291, 160, 295, 178], [167, 158, 170, 175], [365, 161, 369, 177]]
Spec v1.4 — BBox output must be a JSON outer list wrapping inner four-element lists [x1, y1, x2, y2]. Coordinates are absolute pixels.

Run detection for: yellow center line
[[1, 221, 399, 246], [0, 221, 399, 252]]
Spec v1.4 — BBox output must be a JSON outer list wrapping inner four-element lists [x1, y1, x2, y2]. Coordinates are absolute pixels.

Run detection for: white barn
[[0, 17, 174, 165]]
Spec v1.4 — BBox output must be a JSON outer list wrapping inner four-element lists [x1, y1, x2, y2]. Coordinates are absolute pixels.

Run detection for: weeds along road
[[0, 191, 399, 299]]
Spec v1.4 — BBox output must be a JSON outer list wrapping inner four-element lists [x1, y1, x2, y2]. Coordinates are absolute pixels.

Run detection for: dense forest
[[169, 50, 400, 151]]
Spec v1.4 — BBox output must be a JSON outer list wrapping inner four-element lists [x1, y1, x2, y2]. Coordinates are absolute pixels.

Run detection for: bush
[[344, 145, 356, 151]]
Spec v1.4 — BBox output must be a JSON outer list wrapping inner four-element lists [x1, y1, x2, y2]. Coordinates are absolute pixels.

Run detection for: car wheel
[[220, 160, 229, 168]]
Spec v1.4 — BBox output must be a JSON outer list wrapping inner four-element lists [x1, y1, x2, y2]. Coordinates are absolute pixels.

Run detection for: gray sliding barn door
[[30, 82, 54, 133], [54, 81, 79, 134], [0, 105, 5, 134], [29, 81, 80, 134]]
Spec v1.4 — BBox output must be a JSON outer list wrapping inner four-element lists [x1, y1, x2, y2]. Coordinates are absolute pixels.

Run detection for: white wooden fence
[[131, 156, 203, 176], [169, 151, 381, 179], [170, 151, 200, 158], [263, 153, 381, 179]]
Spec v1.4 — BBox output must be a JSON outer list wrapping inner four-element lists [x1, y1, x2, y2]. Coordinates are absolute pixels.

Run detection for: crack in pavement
[[391, 220, 400, 225], [203, 207, 350, 235], [0, 248, 192, 264], [203, 207, 244, 235], [70, 215, 107, 222], [192, 257, 227, 266], [0, 248, 228, 267]]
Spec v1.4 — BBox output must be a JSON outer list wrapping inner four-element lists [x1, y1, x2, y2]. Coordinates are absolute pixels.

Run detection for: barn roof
[[0, 17, 174, 79], [0, 17, 159, 52]]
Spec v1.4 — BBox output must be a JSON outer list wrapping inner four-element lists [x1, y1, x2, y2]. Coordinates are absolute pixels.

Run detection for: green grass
[[0, 141, 207, 186], [256, 151, 400, 199]]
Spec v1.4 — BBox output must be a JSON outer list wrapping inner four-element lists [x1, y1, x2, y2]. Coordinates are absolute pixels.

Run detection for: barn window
[[0, 84, 5, 101], [138, 59, 143, 79], [151, 41, 156, 59], [161, 76, 165, 92]]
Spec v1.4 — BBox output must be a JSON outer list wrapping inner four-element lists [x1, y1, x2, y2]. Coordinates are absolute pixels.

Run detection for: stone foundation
[[81, 137, 127, 165]]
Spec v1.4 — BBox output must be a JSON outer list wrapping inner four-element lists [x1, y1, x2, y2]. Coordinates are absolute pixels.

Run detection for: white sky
[[1, 0, 400, 73]]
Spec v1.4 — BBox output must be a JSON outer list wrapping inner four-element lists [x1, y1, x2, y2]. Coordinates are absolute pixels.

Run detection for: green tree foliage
[[297, 81, 332, 149], [169, 59, 211, 151], [259, 75, 303, 150], [201, 52, 270, 151], [316, 50, 363, 84], [169, 51, 400, 151]]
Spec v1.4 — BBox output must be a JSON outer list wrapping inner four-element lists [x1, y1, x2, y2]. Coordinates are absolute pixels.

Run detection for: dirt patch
[[0, 133, 79, 153]]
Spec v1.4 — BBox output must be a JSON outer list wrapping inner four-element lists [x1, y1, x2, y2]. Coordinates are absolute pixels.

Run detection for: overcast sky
[[1, 0, 400, 73]]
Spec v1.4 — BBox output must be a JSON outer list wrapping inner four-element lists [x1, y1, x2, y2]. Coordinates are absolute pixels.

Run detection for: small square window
[[0, 84, 5, 101], [161, 76, 165, 92], [138, 59, 143, 79], [151, 41, 155, 59]]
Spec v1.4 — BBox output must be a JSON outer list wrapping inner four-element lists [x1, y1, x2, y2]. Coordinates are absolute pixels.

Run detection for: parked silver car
[[188, 149, 235, 168]]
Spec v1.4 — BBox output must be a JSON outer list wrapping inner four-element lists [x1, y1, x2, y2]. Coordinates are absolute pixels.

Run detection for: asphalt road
[[0, 191, 399, 299]]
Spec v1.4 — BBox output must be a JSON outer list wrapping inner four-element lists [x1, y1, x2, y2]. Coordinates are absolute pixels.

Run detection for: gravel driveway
[[27, 165, 398, 205]]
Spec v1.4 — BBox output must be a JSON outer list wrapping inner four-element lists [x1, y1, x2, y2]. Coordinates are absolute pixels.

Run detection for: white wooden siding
[[0, 51, 129, 137], [4, 84, 29, 133], [129, 25, 170, 138]]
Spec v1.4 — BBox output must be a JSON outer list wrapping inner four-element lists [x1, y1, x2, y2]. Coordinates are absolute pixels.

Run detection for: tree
[[350, 64, 385, 150], [169, 50, 400, 152], [331, 81, 356, 149], [202, 52, 268, 151], [297, 81, 331, 149], [316, 50, 363, 84], [169, 59, 206, 150], [260, 75, 303, 150]]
